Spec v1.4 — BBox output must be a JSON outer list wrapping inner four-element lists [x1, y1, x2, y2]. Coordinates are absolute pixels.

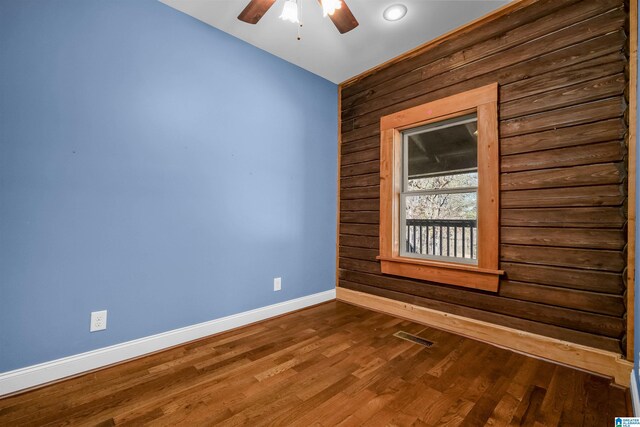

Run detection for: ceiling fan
[[238, 0, 359, 34]]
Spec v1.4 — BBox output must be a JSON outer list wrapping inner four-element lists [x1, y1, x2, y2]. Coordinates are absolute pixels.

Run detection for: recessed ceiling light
[[383, 4, 407, 22]]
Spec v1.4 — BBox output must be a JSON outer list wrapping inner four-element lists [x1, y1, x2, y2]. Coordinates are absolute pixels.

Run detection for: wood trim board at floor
[[337, 287, 633, 387]]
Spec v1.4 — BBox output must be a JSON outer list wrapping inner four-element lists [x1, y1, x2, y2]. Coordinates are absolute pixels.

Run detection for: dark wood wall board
[[343, 66, 625, 145], [340, 224, 378, 237], [341, 124, 378, 145], [340, 173, 379, 189], [499, 73, 626, 120], [342, 7, 626, 126], [340, 186, 379, 200], [500, 119, 627, 156], [339, 234, 378, 249], [500, 141, 625, 173], [338, 269, 624, 338], [500, 162, 625, 191], [499, 245, 625, 272], [500, 262, 624, 294], [341, 136, 379, 155], [339, 257, 381, 275], [500, 185, 625, 208], [341, 148, 379, 166], [340, 199, 379, 212], [500, 97, 625, 138], [340, 260, 624, 316], [500, 207, 626, 229], [500, 53, 626, 103], [339, 246, 379, 261], [345, 32, 627, 133], [341, 160, 379, 177], [340, 211, 379, 224], [338, 0, 629, 353], [500, 227, 625, 250], [344, 30, 627, 134], [341, 246, 625, 293], [498, 280, 624, 317]]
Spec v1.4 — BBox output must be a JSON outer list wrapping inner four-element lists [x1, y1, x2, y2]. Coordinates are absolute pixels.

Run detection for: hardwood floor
[[0, 301, 631, 426]]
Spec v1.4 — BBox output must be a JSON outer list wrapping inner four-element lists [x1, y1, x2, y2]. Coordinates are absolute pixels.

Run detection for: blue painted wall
[[0, 0, 337, 372]]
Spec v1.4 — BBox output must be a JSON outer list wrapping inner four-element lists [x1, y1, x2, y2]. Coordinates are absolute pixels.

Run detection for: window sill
[[377, 256, 503, 292]]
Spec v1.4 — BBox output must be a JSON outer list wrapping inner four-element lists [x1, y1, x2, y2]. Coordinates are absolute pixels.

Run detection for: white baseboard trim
[[632, 369, 640, 416], [0, 289, 335, 397]]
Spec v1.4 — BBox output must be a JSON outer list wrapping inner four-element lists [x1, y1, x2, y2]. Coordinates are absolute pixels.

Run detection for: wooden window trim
[[378, 83, 502, 292]]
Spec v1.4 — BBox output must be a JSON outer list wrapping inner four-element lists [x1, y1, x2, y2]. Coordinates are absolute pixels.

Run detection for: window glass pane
[[405, 193, 477, 221], [404, 192, 477, 262], [407, 171, 477, 192], [404, 115, 478, 192]]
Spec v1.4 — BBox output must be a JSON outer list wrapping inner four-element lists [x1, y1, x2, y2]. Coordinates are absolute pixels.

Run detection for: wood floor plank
[[0, 301, 631, 426]]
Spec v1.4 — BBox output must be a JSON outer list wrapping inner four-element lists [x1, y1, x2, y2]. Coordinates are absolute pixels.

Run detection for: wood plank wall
[[338, 0, 630, 354]]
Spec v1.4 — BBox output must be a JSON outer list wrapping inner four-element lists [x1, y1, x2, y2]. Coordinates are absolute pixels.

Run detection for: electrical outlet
[[90, 310, 107, 332], [274, 277, 282, 291]]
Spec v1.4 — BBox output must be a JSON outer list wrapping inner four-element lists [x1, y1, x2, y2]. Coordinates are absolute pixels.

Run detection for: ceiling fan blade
[[238, 0, 276, 24], [319, 0, 359, 34]]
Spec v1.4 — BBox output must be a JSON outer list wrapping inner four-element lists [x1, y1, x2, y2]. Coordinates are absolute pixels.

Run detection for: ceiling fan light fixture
[[279, 0, 299, 24], [321, 0, 342, 17], [383, 4, 407, 21]]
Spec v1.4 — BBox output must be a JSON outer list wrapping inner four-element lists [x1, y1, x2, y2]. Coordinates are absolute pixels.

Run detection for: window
[[379, 84, 502, 291], [401, 114, 478, 264]]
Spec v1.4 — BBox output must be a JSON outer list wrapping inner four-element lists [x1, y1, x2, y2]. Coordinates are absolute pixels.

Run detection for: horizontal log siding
[[338, 0, 629, 353]]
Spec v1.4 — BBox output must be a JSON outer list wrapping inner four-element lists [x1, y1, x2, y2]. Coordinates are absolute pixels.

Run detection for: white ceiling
[[159, 0, 509, 84]]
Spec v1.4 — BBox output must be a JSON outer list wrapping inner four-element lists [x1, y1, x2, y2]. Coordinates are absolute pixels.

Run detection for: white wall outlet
[[274, 277, 282, 291], [90, 310, 108, 332]]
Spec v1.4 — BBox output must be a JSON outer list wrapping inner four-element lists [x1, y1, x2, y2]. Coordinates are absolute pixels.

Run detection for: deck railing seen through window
[[405, 219, 477, 260]]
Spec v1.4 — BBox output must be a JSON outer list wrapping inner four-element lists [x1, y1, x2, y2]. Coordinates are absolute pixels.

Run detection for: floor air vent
[[393, 331, 434, 347]]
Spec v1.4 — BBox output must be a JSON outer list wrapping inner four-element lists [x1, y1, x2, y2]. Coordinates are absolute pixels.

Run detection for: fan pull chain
[[297, 0, 303, 40]]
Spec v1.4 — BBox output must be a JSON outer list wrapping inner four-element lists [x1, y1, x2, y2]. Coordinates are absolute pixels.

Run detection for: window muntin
[[400, 114, 478, 264]]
